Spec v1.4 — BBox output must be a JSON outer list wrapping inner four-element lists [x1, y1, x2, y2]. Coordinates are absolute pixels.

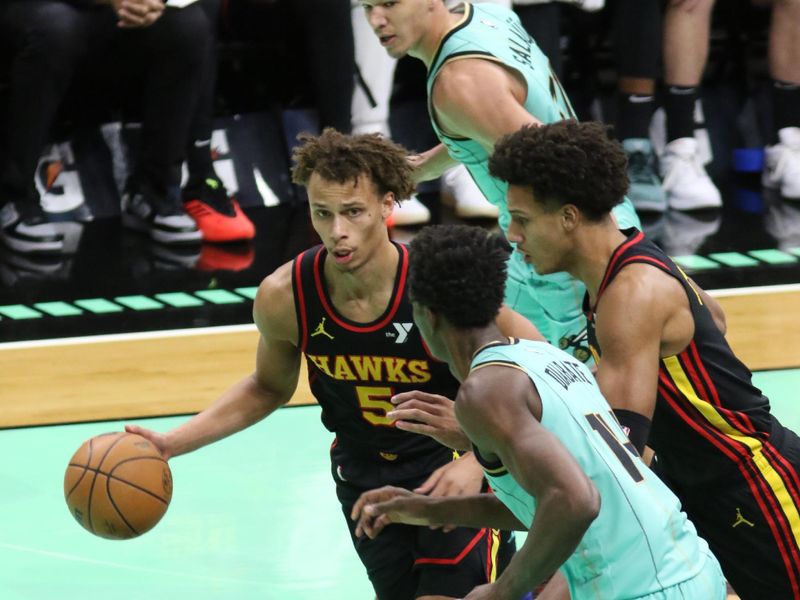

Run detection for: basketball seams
[[108, 457, 171, 504], [86, 433, 125, 535], [104, 475, 139, 537], [65, 464, 89, 499]]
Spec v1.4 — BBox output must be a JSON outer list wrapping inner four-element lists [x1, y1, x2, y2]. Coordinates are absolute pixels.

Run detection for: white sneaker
[[441, 165, 499, 219], [391, 195, 430, 226], [660, 137, 722, 211], [763, 127, 800, 200]]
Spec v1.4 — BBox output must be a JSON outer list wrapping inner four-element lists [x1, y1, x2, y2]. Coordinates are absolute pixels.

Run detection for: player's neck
[[448, 324, 506, 381], [572, 220, 629, 305], [412, 3, 464, 67], [326, 239, 399, 308]]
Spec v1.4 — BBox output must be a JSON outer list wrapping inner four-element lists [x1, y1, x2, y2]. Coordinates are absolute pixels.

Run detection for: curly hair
[[488, 120, 628, 221], [291, 128, 416, 200], [409, 225, 511, 328]]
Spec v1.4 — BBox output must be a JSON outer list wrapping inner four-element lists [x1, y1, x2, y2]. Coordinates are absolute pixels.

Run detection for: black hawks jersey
[[584, 229, 796, 490], [292, 242, 459, 464]]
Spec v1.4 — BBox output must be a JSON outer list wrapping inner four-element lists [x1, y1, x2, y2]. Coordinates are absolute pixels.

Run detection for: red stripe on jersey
[[684, 342, 758, 440], [761, 442, 800, 525], [659, 374, 800, 591], [312, 244, 408, 333], [295, 251, 310, 352], [615, 254, 671, 275], [415, 528, 487, 566], [597, 231, 645, 300]]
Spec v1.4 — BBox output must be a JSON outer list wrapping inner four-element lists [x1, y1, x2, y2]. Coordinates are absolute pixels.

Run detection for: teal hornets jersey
[[470, 339, 713, 599], [426, 3, 639, 355], [426, 2, 639, 233]]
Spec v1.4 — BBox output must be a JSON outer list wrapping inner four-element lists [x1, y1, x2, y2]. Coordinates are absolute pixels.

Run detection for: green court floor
[[1, 369, 798, 599]]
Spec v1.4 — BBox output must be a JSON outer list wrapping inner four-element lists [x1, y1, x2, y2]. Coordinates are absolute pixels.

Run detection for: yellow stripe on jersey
[[482, 463, 509, 476], [664, 356, 800, 545], [470, 361, 527, 375], [675, 265, 703, 305], [489, 528, 501, 582]]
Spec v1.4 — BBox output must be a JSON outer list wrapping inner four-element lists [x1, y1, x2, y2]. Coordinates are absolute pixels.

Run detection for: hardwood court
[[1, 288, 798, 429]]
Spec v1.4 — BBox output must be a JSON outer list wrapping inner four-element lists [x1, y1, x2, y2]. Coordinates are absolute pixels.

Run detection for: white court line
[[0, 541, 268, 585], [2, 283, 798, 351], [707, 283, 800, 298], [0, 323, 257, 351]]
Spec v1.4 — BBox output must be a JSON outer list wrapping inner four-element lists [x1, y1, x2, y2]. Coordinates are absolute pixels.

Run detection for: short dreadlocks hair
[[291, 128, 415, 200], [488, 120, 628, 221], [409, 225, 511, 328]]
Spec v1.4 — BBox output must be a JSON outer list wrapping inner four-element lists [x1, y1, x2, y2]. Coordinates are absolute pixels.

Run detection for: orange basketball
[[64, 432, 173, 540]]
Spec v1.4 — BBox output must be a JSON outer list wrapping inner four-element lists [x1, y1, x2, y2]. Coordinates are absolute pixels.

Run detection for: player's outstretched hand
[[389, 391, 470, 450], [124, 424, 172, 460], [351, 486, 437, 539]]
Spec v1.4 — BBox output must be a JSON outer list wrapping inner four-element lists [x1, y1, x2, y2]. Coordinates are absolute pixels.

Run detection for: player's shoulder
[[254, 260, 297, 337], [599, 264, 681, 328]]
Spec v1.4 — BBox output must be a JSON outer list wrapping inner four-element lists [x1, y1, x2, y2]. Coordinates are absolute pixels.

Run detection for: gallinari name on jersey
[[306, 354, 433, 384]]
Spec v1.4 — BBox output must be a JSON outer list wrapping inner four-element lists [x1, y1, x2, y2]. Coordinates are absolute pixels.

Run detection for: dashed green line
[[672, 255, 720, 270], [707, 252, 760, 267], [33, 302, 83, 317], [194, 289, 245, 304], [114, 295, 164, 311], [74, 298, 124, 314], [748, 249, 798, 265], [155, 292, 205, 308], [0, 305, 42, 320], [234, 287, 259, 300]]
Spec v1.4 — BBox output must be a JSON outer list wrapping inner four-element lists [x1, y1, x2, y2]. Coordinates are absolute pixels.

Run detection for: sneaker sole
[[122, 213, 202, 245], [0, 232, 64, 255]]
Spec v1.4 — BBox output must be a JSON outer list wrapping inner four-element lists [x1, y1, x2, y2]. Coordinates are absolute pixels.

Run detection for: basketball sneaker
[[121, 180, 202, 245], [660, 137, 722, 211], [183, 177, 256, 242], [390, 195, 431, 227], [441, 164, 499, 219], [0, 200, 68, 254], [763, 127, 800, 200], [623, 138, 666, 213]]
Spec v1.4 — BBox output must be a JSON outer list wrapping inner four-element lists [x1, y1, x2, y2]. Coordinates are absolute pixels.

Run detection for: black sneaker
[[121, 181, 202, 245], [0, 201, 67, 254]]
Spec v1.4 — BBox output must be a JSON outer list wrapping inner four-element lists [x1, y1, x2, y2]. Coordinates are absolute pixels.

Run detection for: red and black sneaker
[[183, 177, 255, 243]]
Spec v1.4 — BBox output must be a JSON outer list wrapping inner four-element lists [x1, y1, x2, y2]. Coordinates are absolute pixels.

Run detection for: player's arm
[[692, 278, 727, 335], [408, 144, 460, 183], [456, 365, 600, 599], [431, 58, 542, 152], [352, 486, 525, 538], [126, 262, 302, 459], [497, 304, 545, 341], [593, 267, 669, 458]]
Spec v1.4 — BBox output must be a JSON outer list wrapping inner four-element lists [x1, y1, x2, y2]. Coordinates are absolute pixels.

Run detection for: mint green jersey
[[426, 3, 640, 357], [470, 339, 724, 600]]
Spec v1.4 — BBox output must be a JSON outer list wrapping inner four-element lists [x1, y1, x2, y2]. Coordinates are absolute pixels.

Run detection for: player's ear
[[382, 192, 396, 220], [561, 204, 579, 231]]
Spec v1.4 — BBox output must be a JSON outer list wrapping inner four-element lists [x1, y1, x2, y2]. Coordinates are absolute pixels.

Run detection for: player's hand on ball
[[125, 424, 172, 460], [389, 391, 470, 450]]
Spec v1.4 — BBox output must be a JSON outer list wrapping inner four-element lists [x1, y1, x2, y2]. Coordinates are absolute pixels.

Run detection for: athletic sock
[[772, 79, 800, 144], [665, 85, 697, 143], [616, 93, 656, 141]]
